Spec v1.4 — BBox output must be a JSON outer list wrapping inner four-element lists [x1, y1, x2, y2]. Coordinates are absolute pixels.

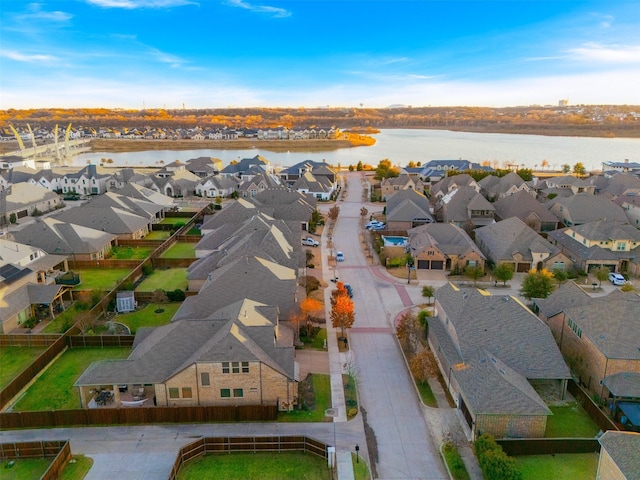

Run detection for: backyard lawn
[[73, 268, 132, 291], [115, 303, 181, 333], [278, 374, 331, 422], [135, 268, 187, 291], [161, 243, 195, 258], [145, 230, 171, 240], [60, 455, 93, 480], [12, 347, 130, 411], [42, 304, 85, 334], [109, 246, 152, 260], [177, 452, 330, 480], [0, 458, 50, 480], [160, 217, 191, 225], [0, 347, 46, 389], [545, 404, 601, 437], [516, 453, 598, 480]]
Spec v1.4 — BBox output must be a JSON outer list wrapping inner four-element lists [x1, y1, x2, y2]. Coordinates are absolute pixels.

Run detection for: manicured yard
[[178, 452, 330, 480], [352, 452, 370, 480], [73, 268, 132, 291], [0, 346, 46, 389], [109, 246, 152, 260], [115, 303, 181, 333], [13, 347, 130, 411], [416, 380, 438, 408], [161, 242, 195, 258], [516, 453, 598, 480], [278, 374, 331, 422], [545, 404, 601, 437], [0, 458, 50, 480], [299, 327, 327, 350], [42, 304, 86, 334], [135, 268, 187, 291], [145, 230, 171, 240], [60, 455, 93, 480], [160, 217, 191, 225], [442, 443, 470, 480]]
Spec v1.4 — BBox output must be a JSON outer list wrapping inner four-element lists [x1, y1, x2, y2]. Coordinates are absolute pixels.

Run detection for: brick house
[[75, 298, 298, 410], [533, 285, 640, 401], [428, 284, 571, 439], [380, 174, 425, 201], [597, 431, 640, 480]]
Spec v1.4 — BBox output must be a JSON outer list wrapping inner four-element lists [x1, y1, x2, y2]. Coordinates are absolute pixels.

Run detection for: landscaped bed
[[160, 242, 196, 258], [42, 304, 87, 334], [177, 452, 329, 480], [135, 268, 187, 291], [113, 303, 181, 333], [516, 453, 598, 480], [72, 268, 132, 291], [545, 404, 601, 438], [12, 347, 130, 411], [0, 346, 46, 389]]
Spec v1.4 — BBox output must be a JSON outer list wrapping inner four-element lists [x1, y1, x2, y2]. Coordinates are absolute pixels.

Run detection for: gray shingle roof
[[493, 190, 558, 224], [603, 372, 640, 398], [551, 194, 628, 225], [408, 223, 484, 258], [533, 281, 591, 318], [598, 431, 640, 480]]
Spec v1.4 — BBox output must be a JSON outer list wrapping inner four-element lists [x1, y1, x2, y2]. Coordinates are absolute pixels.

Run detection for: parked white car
[[609, 272, 626, 286], [336, 251, 344, 262], [302, 237, 320, 247]]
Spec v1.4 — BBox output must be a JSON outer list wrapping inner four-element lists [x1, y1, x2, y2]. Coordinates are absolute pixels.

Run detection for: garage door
[[516, 263, 530, 273], [430, 260, 444, 270], [417, 260, 429, 269]]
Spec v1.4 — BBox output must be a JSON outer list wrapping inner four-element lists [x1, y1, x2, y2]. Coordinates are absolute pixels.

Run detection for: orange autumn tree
[[331, 283, 355, 339], [300, 297, 323, 338]]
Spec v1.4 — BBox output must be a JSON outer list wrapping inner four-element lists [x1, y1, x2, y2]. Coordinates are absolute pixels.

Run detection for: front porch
[[80, 384, 156, 408]]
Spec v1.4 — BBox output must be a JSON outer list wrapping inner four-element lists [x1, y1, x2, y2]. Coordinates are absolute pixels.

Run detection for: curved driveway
[[329, 172, 447, 479]]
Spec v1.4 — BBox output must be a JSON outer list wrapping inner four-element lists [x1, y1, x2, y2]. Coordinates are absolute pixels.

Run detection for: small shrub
[[173, 221, 186, 230], [141, 263, 153, 276], [305, 276, 320, 295], [475, 434, 522, 480], [23, 316, 38, 329], [621, 283, 635, 292], [166, 289, 186, 302]]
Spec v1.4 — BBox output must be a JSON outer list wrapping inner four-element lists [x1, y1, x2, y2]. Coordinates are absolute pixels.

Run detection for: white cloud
[[567, 42, 640, 64], [86, 0, 197, 9], [0, 50, 58, 63], [225, 0, 291, 18], [18, 3, 73, 22]]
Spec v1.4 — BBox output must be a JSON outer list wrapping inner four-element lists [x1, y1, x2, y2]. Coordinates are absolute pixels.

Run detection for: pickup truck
[[302, 237, 320, 247]]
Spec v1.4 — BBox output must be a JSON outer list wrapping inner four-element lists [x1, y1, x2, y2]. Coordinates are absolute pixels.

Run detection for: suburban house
[[0, 156, 37, 171], [29, 169, 64, 192], [531, 175, 596, 201], [278, 160, 337, 185], [185, 157, 223, 177], [236, 171, 283, 198], [407, 223, 485, 272], [380, 174, 425, 201], [417, 160, 490, 183], [75, 298, 298, 411], [597, 173, 640, 200], [59, 165, 112, 195], [602, 160, 640, 174], [108, 168, 155, 190], [597, 431, 640, 480], [12, 217, 117, 261], [478, 172, 532, 201], [291, 171, 335, 200], [384, 189, 434, 231], [615, 195, 640, 229], [434, 186, 495, 228], [547, 220, 640, 274], [53, 205, 151, 240], [428, 283, 571, 439], [195, 175, 239, 198], [250, 190, 317, 232], [152, 169, 200, 198], [548, 194, 627, 227], [475, 217, 571, 273], [0, 239, 70, 333], [219, 155, 270, 178], [492, 190, 559, 232], [199, 199, 262, 235], [533, 286, 640, 401], [429, 173, 480, 201], [111, 183, 175, 212], [3, 182, 62, 223]]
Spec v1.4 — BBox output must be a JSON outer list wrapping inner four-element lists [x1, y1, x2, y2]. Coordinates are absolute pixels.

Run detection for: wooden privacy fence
[[168, 436, 329, 480], [0, 440, 71, 480], [66, 335, 135, 348], [497, 438, 600, 456], [0, 334, 61, 347], [67, 259, 142, 269], [1, 404, 277, 429], [568, 380, 620, 432]]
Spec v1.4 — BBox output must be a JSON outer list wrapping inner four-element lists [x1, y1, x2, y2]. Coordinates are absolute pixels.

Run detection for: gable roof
[[492, 190, 558, 224], [550, 194, 627, 224], [475, 217, 559, 262], [598, 431, 640, 480], [533, 281, 591, 318], [407, 222, 484, 258], [53, 205, 149, 235]]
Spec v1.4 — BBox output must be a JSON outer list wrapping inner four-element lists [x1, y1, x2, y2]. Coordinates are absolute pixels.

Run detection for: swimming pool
[[382, 236, 408, 247]]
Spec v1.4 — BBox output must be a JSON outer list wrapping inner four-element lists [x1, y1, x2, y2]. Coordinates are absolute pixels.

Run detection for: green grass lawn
[[109, 246, 152, 260], [0, 346, 46, 389], [145, 230, 171, 240], [352, 452, 370, 480], [115, 303, 181, 333], [73, 268, 132, 291], [13, 347, 130, 411], [278, 374, 331, 422], [60, 455, 93, 480], [516, 453, 598, 480], [416, 380, 438, 408], [135, 268, 187, 291], [177, 452, 330, 480], [545, 404, 601, 438], [442, 443, 470, 480], [161, 243, 195, 258], [299, 327, 327, 350], [343, 374, 358, 419], [160, 217, 191, 225], [42, 304, 86, 334], [0, 458, 51, 479]]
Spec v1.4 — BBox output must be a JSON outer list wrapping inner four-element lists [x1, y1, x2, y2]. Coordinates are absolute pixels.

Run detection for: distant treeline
[[2, 105, 639, 137]]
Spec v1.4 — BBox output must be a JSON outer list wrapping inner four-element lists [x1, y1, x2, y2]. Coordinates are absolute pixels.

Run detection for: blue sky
[[1, 0, 639, 109]]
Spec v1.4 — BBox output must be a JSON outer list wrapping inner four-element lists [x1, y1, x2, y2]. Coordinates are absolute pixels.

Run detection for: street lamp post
[[355, 444, 360, 463]]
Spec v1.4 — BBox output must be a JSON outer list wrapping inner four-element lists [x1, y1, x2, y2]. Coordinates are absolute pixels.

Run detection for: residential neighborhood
[[1, 154, 640, 480]]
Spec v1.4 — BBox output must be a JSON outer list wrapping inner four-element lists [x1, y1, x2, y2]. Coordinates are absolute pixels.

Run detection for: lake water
[[74, 129, 640, 172]]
